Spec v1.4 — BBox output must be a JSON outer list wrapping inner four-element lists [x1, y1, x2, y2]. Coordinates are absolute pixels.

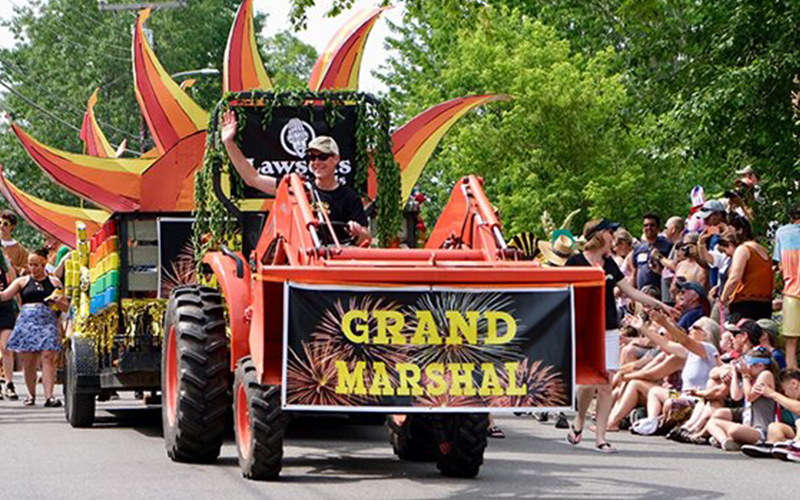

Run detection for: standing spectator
[[0, 249, 68, 406], [773, 205, 800, 369], [566, 219, 678, 453], [631, 213, 673, 291], [660, 217, 685, 305], [697, 200, 727, 287], [0, 251, 17, 400], [720, 216, 772, 320], [612, 229, 634, 279], [699, 229, 737, 322], [0, 210, 28, 275], [668, 233, 709, 296]]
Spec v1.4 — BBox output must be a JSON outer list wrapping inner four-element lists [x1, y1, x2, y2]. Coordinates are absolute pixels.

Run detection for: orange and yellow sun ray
[[0, 164, 110, 247], [224, 0, 272, 93], [133, 8, 208, 155], [393, 95, 510, 200], [308, 6, 391, 91], [11, 123, 153, 212], [79, 89, 116, 158]]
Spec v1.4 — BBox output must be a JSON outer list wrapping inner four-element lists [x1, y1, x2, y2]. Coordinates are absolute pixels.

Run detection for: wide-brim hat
[[538, 234, 574, 267]]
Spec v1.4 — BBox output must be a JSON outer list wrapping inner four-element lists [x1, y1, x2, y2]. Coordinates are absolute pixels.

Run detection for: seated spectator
[[704, 347, 780, 451], [668, 365, 731, 444], [741, 370, 800, 458], [756, 319, 787, 371], [675, 281, 709, 330]]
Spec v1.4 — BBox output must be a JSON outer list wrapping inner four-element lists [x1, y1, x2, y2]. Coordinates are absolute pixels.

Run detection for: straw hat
[[538, 234, 575, 267]]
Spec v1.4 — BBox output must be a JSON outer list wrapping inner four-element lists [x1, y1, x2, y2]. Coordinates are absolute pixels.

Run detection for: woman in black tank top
[[0, 249, 69, 407], [0, 252, 18, 400]]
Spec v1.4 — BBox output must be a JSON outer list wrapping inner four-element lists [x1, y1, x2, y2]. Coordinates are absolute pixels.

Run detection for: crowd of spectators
[[540, 167, 800, 462]]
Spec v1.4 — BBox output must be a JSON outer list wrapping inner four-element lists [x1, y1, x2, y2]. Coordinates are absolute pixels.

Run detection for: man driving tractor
[[221, 109, 372, 245]]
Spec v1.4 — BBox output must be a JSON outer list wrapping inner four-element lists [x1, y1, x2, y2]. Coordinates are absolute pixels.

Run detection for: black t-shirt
[[315, 184, 368, 242], [566, 253, 625, 330]]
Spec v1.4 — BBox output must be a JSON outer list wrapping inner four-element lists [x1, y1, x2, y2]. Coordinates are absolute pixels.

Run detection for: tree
[[380, 4, 677, 235], [262, 31, 318, 88]]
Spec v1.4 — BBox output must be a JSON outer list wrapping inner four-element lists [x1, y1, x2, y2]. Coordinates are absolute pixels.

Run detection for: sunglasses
[[307, 153, 332, 162], [0, 221, 12, 228]]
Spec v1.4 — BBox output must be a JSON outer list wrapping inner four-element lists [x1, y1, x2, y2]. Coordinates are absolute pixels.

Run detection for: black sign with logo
[[237, 106, 359, 199]]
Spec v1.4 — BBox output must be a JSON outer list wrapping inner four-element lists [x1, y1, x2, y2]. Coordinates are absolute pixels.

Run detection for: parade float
[[1, 1, 607, 480]]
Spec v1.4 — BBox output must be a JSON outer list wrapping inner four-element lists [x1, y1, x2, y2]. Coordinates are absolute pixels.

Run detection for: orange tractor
[[162, 91, 607, 479]]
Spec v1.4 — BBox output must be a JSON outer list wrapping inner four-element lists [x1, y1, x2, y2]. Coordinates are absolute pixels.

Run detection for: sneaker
[[554, 412, 569, 429], [722, 439, 742, 452], [533, 412, 549, 423], [788, 452, 800, 463], [5, 381, 18, 401], [741, 443, 773, 458], [709, 437, 721, 448], [487, 426, 505, 439]]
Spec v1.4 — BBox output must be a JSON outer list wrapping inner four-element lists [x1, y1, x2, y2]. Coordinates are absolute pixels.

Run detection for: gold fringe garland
[[80, 299, 168, 355]]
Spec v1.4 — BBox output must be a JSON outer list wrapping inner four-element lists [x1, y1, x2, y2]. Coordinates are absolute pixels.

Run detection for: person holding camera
[[631, 213, 674, 292]]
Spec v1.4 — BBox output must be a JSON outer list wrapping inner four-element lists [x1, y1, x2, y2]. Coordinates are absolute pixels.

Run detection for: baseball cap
[[736, 165, 757, 177], [676, 281, 707, 300], [584, 219, 621, 240], [699, 199, 726, 219], [307, 136, 340, 156]]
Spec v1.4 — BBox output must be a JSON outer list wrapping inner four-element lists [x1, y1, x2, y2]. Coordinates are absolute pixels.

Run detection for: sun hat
[[538, 234, 575, 267]]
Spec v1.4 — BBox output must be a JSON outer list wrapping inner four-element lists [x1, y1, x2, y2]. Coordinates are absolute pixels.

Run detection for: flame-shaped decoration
[[223, 0, 272, 93], [392, 95, 510, 200], [11, 123, 151, 212], [79, 89, 116, 158], [308, 6, 391, 91], [133, 8, 208, 154], [0, 164, 109, 247]]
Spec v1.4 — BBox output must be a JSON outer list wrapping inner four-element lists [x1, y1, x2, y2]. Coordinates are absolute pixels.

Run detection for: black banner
[[158, 218, 196, 298], [238, 106, 359, 199], [283, 284, 574, 412]]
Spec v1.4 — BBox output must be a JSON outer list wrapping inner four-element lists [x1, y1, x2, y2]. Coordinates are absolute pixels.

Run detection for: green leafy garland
[[193, 89, 402, 261]]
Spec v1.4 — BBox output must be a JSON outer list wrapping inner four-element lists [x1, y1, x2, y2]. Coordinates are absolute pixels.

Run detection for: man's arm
[[220, 110, 277, 196]]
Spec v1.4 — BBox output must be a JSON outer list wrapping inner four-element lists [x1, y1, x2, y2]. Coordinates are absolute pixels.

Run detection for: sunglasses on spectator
[[0, 220, 11, 227], [307, 153, 333, 162]]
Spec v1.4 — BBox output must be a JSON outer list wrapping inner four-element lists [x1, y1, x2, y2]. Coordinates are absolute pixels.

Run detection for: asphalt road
[[2, 379, 799, 500]]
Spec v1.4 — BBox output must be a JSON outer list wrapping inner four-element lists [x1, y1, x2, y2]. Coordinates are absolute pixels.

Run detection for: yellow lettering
[[425, 363, 447, 396], [374, 311, 406, 345], [445, 311, 479, 345], [368, 362, 395, 396], [479, 363, 504, 396], [411, 311, 442, 345], [335, 361, 366, 395], [341, 310, 369, 343], [485, 311, 517, 345], [505, 362, 527, 396], [395, 363, 423, 396], [448, 363, 477, 396]]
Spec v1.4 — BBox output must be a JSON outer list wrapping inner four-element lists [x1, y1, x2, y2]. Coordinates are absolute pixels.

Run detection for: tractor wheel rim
[[236, 383, 252, 459], [165, 325, 178, 427]]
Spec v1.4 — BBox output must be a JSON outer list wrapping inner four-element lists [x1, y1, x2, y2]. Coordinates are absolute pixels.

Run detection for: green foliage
[[287, 0, 392, 30], [194, 90, 402, 253], [262, 31, 318, 88]]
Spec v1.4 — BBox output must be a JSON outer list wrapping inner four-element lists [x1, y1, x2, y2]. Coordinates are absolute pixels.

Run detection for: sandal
[[487, 426, 506, 439], [595, 442, 618, 454], [44, 397, 62, 408], [5, 382, 18, 401], [567, 424, 583, 445], [23, 396, 35, 407]]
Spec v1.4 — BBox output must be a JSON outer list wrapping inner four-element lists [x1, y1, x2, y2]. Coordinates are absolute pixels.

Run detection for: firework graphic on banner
[[412, 372, 483, 408], [311, 295, 410, 382], [161, 241, 197, 297], [286, 341, 369, 406], [404, 292, 524, 366], [487, 358, 568, 408]]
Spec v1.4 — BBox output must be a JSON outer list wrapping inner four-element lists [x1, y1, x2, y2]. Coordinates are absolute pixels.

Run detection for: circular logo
[[280, 118, 316, 158]]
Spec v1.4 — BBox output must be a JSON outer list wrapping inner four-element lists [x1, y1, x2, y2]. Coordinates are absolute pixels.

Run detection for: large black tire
[[387, 415, 438, 462], [435, 414, 489, 478], [64, 336, 98, 428], [234, 356, 284, 480], [162, 285, 229, 463]]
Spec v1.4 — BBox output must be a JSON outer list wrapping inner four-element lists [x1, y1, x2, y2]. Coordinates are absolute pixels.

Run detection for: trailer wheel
[[234, 356, 284, 480], [64, 336, 97, 428], [435, 414, 489, 478], [387, 415, 438, 462], [162, 285, 229, 463]]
